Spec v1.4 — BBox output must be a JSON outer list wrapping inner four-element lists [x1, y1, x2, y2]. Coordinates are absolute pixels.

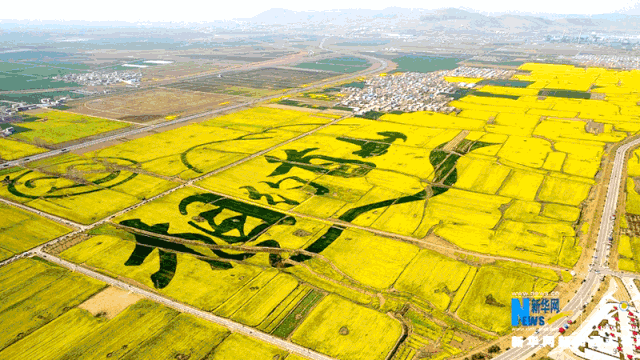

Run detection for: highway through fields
[[0, 49, 386, 169], [0, 87, 82, 95], [494, 137, 640, 360]]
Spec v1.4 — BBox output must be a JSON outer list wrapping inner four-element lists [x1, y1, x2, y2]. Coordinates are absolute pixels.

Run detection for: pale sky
[[3, 0, 640, 22]]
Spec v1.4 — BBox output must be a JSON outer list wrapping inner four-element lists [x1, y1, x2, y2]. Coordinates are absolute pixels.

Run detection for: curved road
[[494, 137, 640, 360]]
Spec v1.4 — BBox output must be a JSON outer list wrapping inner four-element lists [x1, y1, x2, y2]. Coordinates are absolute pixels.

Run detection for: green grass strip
[[272, 290, 324, 338]]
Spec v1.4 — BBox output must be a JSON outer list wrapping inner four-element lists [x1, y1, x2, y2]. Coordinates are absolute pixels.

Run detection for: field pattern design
[[7, 63, 640, 359]]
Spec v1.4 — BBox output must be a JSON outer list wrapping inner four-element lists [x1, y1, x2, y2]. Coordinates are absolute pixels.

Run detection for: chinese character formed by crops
[[119, 134, 496, 288], [263, 131, 407, 178], [120, 194, 295, 288], [285, 136, 496, 263]]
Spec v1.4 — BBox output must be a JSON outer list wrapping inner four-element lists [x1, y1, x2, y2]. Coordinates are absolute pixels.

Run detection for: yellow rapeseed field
[[321, 228, 420, 289], [0, 138, 46, 161], [444, 76, 483, 83], [291, 294, 402, 360]]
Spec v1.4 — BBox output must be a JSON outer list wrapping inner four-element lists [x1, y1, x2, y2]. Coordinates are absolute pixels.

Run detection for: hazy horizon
[[3, 1, 640, 23]]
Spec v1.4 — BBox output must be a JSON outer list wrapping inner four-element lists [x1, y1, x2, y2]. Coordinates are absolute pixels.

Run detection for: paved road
[[0, 197, 86, 230], [0, 52, 386, 169], [0, 87, 82, 95], [34, 250, 335, 360], [494, 137, 640, 360]]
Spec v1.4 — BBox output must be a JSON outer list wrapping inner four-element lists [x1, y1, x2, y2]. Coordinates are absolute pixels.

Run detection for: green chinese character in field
[[120, 193, 295, 288]]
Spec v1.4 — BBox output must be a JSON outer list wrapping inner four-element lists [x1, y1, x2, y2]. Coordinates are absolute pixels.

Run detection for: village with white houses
[[512, 277, 640, 360]]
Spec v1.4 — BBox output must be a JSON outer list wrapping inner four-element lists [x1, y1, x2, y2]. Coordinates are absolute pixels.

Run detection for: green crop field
[[272, 289, 324, 338], [295, 56, 370, 73], [167, 67, 335, 96]]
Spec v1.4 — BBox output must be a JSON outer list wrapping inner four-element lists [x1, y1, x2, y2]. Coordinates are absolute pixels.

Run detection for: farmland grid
[[5, 50, 640, 360]]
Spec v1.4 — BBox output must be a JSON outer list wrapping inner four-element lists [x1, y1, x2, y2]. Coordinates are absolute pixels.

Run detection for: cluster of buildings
[[467, 55, 505, 63], [70, 89, 116, 96], [565, 299, 640, 359], [0, 127, 14, 137], [53, 70, 142, 86], [572, 54, 640, 70], [338, 70, 458, 114], [0, 97, 68, 121], [338, 66, 512, 114], [547, 277, 640, 360], [445, 66, 515, 79]]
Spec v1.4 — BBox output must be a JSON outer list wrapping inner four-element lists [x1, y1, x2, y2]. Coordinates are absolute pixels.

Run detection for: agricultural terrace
[[71, 87, 245, 123], [0, 258, 301, 359], [198, 113, 587, 267], [295, 56, 371, 74], [59, 220, 412, 359], [0, 258, 105, 353], [166, 67, 337, 97], [59, 182, 510, 356], [7, 110, 130, 146], [0, 107, 341, 224]]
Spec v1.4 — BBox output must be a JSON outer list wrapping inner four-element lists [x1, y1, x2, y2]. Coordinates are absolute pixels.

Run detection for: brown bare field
[[79, 286, 142, 319], [70, 88, 246, 124], [140, 61, 222, 84], [264, 103, 323, 113]]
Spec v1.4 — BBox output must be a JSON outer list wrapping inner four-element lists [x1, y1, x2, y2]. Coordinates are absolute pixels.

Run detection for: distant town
[[53, 70, 142, 87], [339, 67, 514, 114]]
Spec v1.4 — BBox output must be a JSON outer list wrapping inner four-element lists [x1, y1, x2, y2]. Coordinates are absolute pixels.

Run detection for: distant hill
[[3, 7, 640, 34], [243, 7, 640, 34]]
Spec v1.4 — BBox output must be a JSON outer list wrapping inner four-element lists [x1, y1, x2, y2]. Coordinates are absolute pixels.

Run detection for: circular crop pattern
[[5, 157, 138, 199]]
